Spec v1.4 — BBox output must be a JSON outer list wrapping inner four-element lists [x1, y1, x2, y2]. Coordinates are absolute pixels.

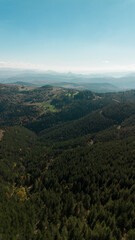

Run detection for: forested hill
[[0, 83, 135, 240]]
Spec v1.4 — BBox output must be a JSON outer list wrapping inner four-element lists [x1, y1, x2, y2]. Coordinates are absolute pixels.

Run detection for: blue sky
[[0, 0, 135, 72]]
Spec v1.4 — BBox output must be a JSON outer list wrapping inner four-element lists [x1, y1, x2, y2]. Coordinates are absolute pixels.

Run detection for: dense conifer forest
[[0, 83, 135, 240]]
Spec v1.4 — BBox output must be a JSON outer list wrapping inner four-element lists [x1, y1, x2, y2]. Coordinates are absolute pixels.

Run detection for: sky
[[1, 0, 135, 73]]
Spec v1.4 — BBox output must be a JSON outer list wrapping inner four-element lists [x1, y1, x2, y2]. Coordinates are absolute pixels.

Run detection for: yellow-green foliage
[[15, 186, 28, 201]]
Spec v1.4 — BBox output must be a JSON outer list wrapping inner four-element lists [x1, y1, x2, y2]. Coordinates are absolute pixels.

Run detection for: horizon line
[[0, 61, 135, 75]]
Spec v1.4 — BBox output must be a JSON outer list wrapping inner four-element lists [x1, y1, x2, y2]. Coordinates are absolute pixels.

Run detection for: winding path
[[0, 130, 5, 141]]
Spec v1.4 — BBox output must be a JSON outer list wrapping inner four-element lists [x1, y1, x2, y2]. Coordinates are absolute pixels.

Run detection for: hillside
[[0, 84, 135, 240]]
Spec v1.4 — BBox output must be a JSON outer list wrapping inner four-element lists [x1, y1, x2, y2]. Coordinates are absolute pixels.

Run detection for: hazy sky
[[1, 0, 135, 72]]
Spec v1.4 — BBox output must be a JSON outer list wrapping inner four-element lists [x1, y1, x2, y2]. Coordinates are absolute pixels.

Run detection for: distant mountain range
[[0, 68, 135, 92]]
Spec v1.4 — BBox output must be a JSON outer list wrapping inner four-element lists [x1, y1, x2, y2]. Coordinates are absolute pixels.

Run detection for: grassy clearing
[[38, 102, 56, 113], [73, 91, 79, 96]]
